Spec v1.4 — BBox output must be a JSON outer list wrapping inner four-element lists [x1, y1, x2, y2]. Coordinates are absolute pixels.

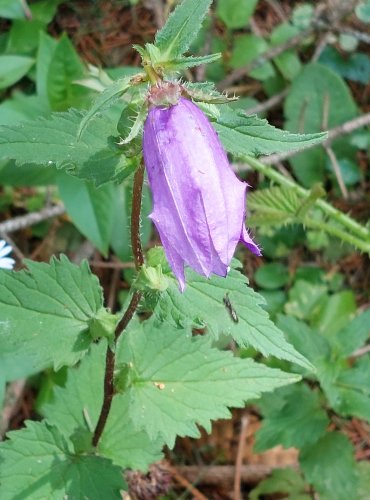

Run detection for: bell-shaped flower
[[143, 95, 261, 291]]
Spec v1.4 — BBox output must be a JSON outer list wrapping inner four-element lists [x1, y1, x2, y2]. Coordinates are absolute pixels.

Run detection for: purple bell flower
[[143, 94, 261, 291]]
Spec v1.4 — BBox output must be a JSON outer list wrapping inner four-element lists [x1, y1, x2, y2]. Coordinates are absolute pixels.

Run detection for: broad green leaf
[[319, 47, 370, 85], [0, 421, 125, 499], [311, 290, 356, 339], [0, 161, 56, 186], [0, 256, 103, 376], [356, 1, 370, 22], [285, 63, 358, 186], [357, 462, 370, 499], [335, 309, 370, 356], [30, 0, 64, 24], [0, 55, 34, 89], [153, 260, 313, 370], [254, 384, 329, 451], [250, 469, 310, 500], [42, 343, 163, 471], [78, 76, 131, 139], [47, 34, 88, 111], [5, 19, 44, 54], [329, 357, 370, 421], [57, 175, 116, 255], [213, 107, 326, 158], [300, 432, 358, 500], [230, 35, 275, 81], [284, 280, 328, 322], [0, 92, 50, 126], [0, 0, 24, 19], [155, 0, 212, 58], [0, 109, 134, 186], [276, 315, 331, 368], [254, 263, 289, 290], [116, 319, 300, 447], [270, 23, 302, 80], [216, 0, 258, 29], [36, 31, 57, 100]]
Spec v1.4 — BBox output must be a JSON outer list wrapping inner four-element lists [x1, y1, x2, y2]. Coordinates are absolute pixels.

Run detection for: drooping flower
[[0, 239, 15, 270], [143, 91, 261, 291]]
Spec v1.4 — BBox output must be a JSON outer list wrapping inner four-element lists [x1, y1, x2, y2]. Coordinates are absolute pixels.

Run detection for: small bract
[[143, 87, 260, 290]]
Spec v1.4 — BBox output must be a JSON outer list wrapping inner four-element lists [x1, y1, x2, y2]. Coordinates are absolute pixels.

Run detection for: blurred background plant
[[0, 0, 369, 498]]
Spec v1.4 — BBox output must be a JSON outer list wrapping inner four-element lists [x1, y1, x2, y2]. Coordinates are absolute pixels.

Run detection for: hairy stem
[[92, 164, 145, 448], [243, 155, 370, 254]]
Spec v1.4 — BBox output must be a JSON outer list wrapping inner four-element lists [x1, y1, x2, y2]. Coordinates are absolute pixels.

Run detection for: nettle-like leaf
[[0, 421, 126, 499], [42, 342, 163, 471], [154, 0, 212, 59], [116, 319, 300, 448], [248, 186, 302, 226], [152, 260, 313, 370], [77, 76, 132, 139], [254, 384, 329, 451], [0, 256, 105, 376], [213, 107, 327, 158], [0, 109, 136, 186], [300, 432, 358, 500]]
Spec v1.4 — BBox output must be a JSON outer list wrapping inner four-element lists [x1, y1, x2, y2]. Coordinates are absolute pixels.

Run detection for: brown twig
[[233, 415, 249, 500], [0, 204, 65, 234], [0, 380, 26, 439], [92, 165, 145, 448], [166, 464, 208, 500], [324, 145, 348, 199]]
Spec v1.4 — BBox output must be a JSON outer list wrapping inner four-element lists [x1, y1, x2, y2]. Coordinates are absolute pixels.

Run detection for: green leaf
[[254, 384, 329, 451], [0, 256, 103, 377], [0, 421, 126, 499], [116, 319, 300, 447], [270, 23, 302, 80], [255, 263, 289, 290], [47, 34, 88, 111], [284, 63, 358, 186], [276, 315, 331, 368], [0, 109, 134, 186], [153, 260, 313, 370], [78, 76, 132, 139], [356, 1, 370, 22], [357, 461, 370, 499], [330, 357, 370, 421], [0, 55, 34, 90], [335, 309, 370, 356], [216, 0, 258, 29], [319, 47, 370, 85], [250, 468, 310, 500], [248, 186, 302, 226], [284, 280, 328, 322], [311, 290, 356, 339], [213, 107, 326, 158], [155, 0, 212, 58], [36, 31, 57, 100], [57, 175, 116, 255], [164, 53, 221, 71], [300, 432, 358, 500], [42, 343, 163, 470], [230, 34, 275, 81], [0, 0, 25, 19]]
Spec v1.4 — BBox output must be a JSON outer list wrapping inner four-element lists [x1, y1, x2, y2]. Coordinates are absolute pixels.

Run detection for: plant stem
[[92, 164, 145, 448], [243, 155, 370, 253]]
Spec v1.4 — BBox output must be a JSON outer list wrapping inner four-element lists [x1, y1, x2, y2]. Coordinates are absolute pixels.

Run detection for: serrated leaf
[[250, 468, 309, 500], [153, 261, 313, 370], [78, 76, 131, 139], [335, 309, 370, 356], [155, 0, 212, 58], [300, 432, 358, 500], [116, 319, 300, 447], [42, 343, 163, 471], [166, 53, 221, 70], [248, 186, 301, 226], [118, 103, 147, 145], [254, 384, 329, 451], [213, 107, 326, 158], [0, 421, 125, 499], [57, 175, 116, 254], [0, 256, 103, 376], [0, 109, 134, 186]]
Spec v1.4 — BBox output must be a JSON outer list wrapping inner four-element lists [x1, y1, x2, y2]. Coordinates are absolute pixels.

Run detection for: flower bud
[[143, 95, 261, 290]]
